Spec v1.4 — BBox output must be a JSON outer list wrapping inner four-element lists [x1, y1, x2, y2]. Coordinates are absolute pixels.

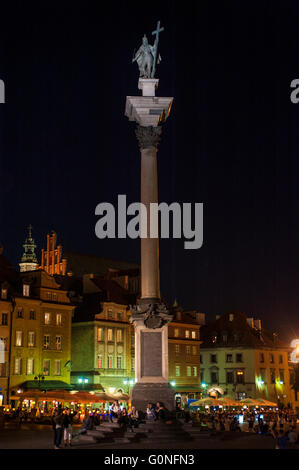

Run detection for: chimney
[[83, 273, 99, 293], [176, 311, 182, 321], [254, 319, 262, 330], [196, 312, 205, 325], [247, 317, 254, 328]]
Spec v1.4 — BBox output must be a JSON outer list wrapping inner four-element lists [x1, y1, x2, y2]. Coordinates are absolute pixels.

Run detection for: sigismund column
[[125, 22, 175, 411]]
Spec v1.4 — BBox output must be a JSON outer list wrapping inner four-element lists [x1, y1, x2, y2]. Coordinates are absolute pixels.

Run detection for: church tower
[[19, 225, 39, 272]]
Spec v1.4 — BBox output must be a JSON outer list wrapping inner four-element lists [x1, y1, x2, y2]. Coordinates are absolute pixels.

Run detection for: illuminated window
[[279, 355, 283, 364], [107, 329, 113, 342], [174, 328, 179, 337], [27, 358, 34, 375], [117, 356, 122, 369], [108, 356, 113, 369], [17, 308, 23, 319], [97, 355, 103, 368], [15, 331, 23, 347], [52, 293, 57, 301], [175, 344, 180, 355], [43, 360, 50, 376], [108, 310, 113, 320], [175, 365, 181, 377], [97, 328, 103, 341], [192, 346, 197, 355], [185, 330, 190, 339], [193, 366, 198, 377], [54, 360, 61, 376], [236, 370, 244, 384], [43, 335, 50, 349], [210, 354, 217, 363], [14, 357, 22, 374], [116, 330, 123, 343], [23, 284, 30, 297], [191, 331, 196, 339], [46, 292, 51, 300], [29, 310, 35, 320], [1, 289, 7, 300], [186, 345, 191, 355], [56, 336, 62, 351], [28, 331, 35, 347], [187, 366, 192, 377], [56, 314, 62, 326], [44, 313, 51, 325], [226, 354, 233, 363]]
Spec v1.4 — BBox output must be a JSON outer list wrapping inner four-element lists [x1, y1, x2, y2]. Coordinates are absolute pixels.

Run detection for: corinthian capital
[[135, 125, 162, 150]]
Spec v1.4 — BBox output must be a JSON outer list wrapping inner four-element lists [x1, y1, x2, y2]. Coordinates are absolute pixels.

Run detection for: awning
[[15, 380, 73, 391], [10, 390, 129, 404]]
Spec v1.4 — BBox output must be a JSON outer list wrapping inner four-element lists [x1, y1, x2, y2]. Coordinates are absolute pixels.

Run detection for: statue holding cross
[[132, 21, 164, 79]]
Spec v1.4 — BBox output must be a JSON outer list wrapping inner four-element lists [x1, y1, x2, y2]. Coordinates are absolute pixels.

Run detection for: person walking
[[63, 408, 73, 447], [52, 409, 64, 449]]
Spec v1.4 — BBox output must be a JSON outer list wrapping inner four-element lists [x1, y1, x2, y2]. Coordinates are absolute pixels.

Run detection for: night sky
[[1, 0, 299, 341]]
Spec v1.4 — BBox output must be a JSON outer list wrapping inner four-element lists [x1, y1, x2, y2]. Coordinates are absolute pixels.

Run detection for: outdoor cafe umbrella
[[254, 398, 278, 407], [218, 397, 242, 407], [239, 398, 265, 407], [190, 397, 225, 407]]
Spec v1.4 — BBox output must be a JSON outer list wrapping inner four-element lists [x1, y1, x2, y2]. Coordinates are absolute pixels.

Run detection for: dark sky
[[1, 0, 299, 341]]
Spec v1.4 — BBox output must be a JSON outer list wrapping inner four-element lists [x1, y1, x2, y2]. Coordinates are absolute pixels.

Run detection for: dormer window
[[1, 288, 7, 300], [23, 284, 30, 297]]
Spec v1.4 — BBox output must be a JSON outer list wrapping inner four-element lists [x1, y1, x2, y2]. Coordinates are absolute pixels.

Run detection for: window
[[210, 354, 217, 363], [44, 313, 51, 325], [28, 331, 35, 347], [211, 371, 218, 384], [279, 370, 284, 383], [117, 356, 122, 369], [270, 353, 274, 363], [200, 354, 202, 363], [1, 313, 8, 325], [191, 331, 196, 339], [174, 328, 179, 338], [279, 355, 283, 364], [0, 337, 7, 352], [185, 330, 190, 339], [56, 336, 62, 351], [212, 335, 217, 343], [236, 370, 244, 384], [97, 328, 103, 341], [43, 360, 50, 376], [14, 357, 22, 374], [192, 346, 197, 355], [0, 362, 7, 377], [1, 289, 7, 300], [56, 314, 62, 326], [200, 371, 204, 383], [107, 329, 113, 342], [27, 358, 34, 375], [175, 365, 181, 377], [29, 310, 35, 320], [97, 355, 103, 368], [54, 360, 61, 376], [187, 366, 192, 377], [260, 368, 266, 382], [108, 356, 113, 369], [116, 330, 123, 343], [17, 308, 23, 318], [52, 293, 57, 301], [175, 344, 180, 355], [227, 371, 234, 384], [15, 331, 23, 347], [222, 333, 228, 343], [186, 345, 191, 355], [193, 366, 198, 377], [117, 313, 123, 321], [44, 335, 50, 350], [260, 353, 264, 363], [46, 292, 51, 300], [226, 354, 233, 363], [236, 353, 243, 363], [270, 369, 275, 384], [108, 310, 113, 320], [23, 284, 30, 297]]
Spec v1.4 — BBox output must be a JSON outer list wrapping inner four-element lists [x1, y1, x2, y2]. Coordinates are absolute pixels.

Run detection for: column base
[[131, 382, 175, 413]]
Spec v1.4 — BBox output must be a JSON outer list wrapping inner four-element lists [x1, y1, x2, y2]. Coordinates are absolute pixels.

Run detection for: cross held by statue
[[151, 20, 164, 78]]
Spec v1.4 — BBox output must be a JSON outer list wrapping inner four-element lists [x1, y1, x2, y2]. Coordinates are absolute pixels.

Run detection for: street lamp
[[34, 374, 45, 389]]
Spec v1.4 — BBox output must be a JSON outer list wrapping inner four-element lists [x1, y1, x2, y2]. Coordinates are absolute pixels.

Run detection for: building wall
[[0, 297, 11, 404]]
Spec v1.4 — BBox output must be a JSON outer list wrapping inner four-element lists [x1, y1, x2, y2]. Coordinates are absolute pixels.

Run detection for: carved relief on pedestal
[[130, 301, 173, 329]]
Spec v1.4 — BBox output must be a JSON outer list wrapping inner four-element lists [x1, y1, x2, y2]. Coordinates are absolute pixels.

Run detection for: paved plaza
[[0, 422, 276, 449]]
